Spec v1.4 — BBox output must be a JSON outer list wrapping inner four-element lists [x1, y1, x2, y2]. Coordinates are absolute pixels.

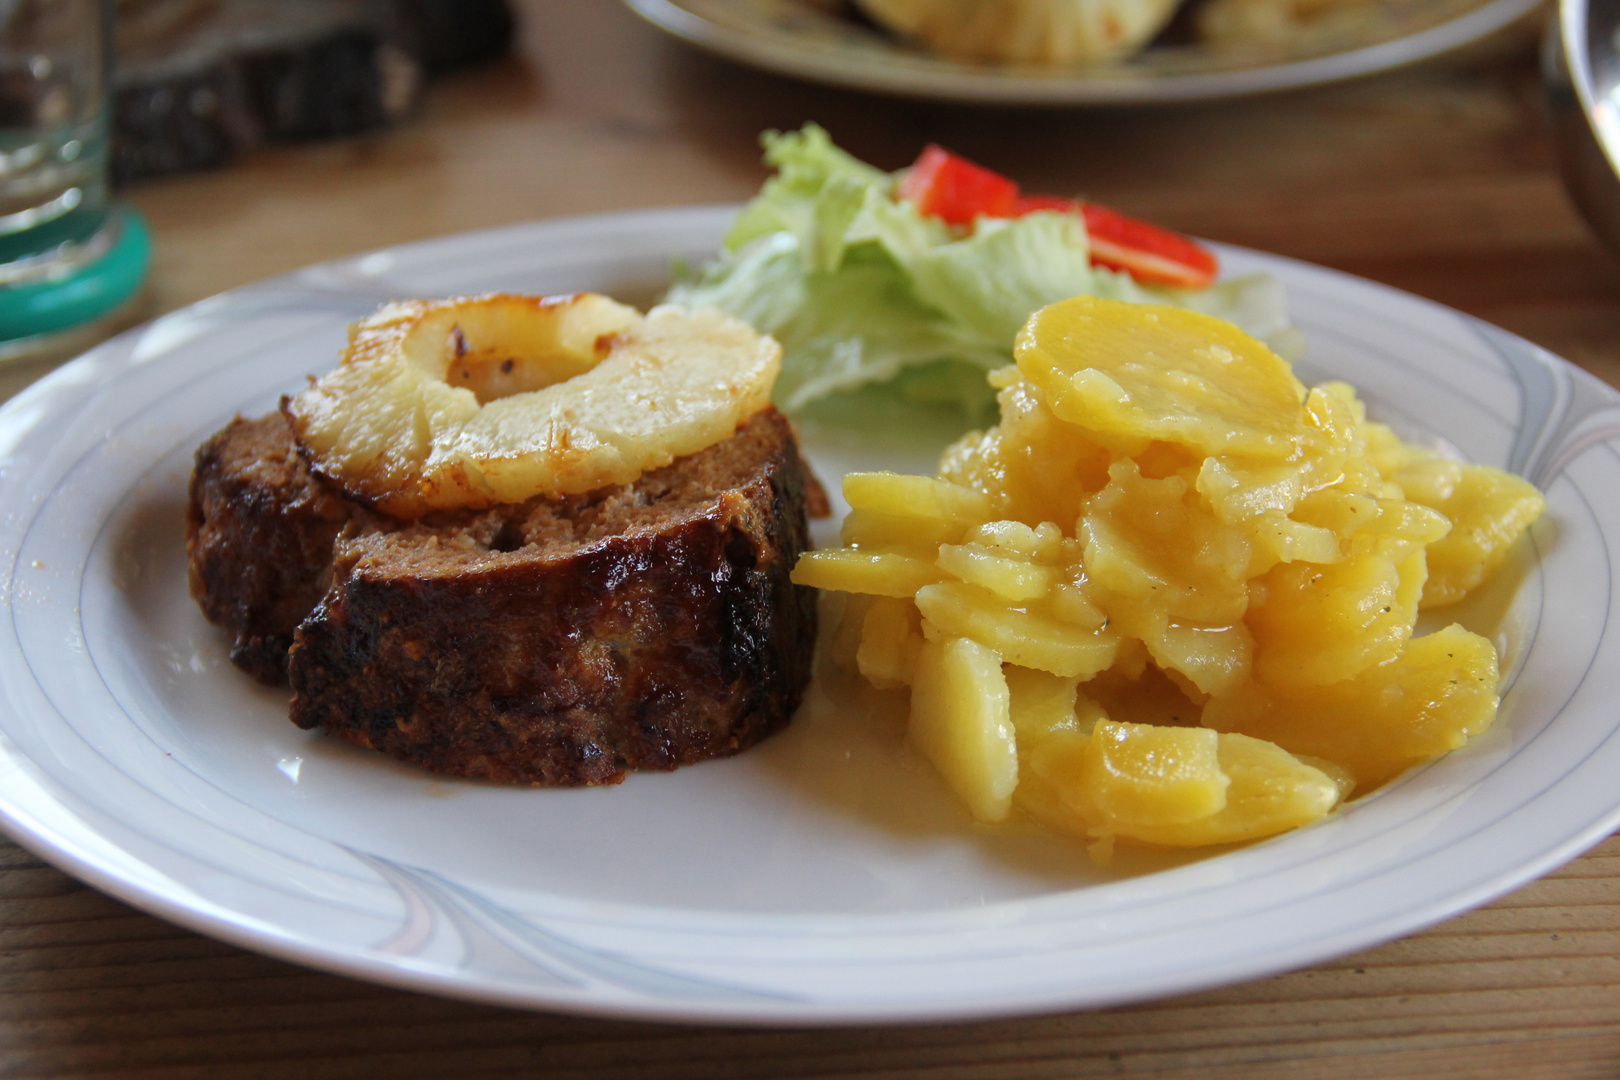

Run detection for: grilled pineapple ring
[[286, 293, 781, 519]]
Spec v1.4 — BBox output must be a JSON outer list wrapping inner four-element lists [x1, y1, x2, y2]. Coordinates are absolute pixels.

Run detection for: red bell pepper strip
[[896, 144, 1020, 226], [1012, 194, 1077, 216], [1074, 201, 1219, 290], [1019, 194, 1218, 289], [900, 147, 1219, 289]]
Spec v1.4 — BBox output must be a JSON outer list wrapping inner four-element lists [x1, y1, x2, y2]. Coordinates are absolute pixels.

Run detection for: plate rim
[[621, 0, 1544, 105], [1, 204, 1618, 1024]]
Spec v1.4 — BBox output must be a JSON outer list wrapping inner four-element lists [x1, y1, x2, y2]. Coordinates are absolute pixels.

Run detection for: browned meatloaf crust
[[187, 413, 364, 684], [186, 408, 818, 785]]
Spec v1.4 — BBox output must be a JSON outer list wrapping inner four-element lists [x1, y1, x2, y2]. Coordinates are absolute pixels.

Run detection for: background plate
[[622, 0, 1543, 104], [1, 206, 1618, 1024]]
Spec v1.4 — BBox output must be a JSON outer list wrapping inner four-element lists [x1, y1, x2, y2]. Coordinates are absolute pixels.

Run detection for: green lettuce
[[666, 125, 1291, 419]]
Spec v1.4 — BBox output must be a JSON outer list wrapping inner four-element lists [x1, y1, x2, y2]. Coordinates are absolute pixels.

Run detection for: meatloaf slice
[[187, 413, 366, 684], [187, 407, 818, 785]]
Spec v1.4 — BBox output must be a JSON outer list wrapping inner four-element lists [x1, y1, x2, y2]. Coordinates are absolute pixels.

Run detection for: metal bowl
[[1545, 0, 1620, 255]]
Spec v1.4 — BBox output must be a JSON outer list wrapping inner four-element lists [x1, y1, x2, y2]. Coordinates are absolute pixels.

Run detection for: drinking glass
[[0, 0, 147, 360]]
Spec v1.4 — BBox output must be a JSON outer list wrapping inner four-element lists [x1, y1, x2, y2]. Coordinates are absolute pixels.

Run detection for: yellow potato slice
[[843, 472, 993, 526], [1203, 623, 1500, 791], [1140, 620, 1254, 699], [857, 596, 925, 689], [939, 376, 1114, 529], [965, 520, 1068, 562], [791, 550, 943, 597], [1114, 733, 1341, 847], [909, 637, 1018, 822], [936, 543, 1058, 602], [1415, 466, 1547, 607], [1080, 458, 1251, 627], [1015, 296, 1308, 460], [915, 581, 1119, 679], [841, 509, 964, 556], [828, 593, 872, 672], [1005, 665, 1088, 745], [1041, 720, 1229, 827], [1248, 549, 1427, 689]]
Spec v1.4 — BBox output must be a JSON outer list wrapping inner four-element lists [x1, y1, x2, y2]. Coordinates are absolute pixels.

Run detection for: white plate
[[2, 206, 1619, 1025], [623, 0, 1542, 104]]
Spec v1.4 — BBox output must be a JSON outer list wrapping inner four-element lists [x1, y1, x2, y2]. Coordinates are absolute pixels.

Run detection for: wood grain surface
[[3, 1, 1619, 1076]]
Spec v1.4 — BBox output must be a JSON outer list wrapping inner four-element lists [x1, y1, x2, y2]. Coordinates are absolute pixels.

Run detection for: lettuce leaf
[[666, 124, 1292, 419]]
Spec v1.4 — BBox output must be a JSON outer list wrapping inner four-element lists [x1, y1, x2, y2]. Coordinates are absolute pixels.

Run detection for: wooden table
[[4, 2, 1618, 1076]]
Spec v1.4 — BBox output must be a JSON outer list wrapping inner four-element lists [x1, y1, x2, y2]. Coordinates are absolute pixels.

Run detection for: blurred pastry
[[852, 0, 1182, 65]]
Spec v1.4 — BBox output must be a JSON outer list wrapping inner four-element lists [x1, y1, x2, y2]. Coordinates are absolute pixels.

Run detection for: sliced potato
[[909, 637, 1018, 822], [1016, 296, 1308, 460]]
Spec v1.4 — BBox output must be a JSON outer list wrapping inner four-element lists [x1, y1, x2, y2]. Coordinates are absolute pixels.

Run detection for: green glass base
[[0, 205, 152, 343]]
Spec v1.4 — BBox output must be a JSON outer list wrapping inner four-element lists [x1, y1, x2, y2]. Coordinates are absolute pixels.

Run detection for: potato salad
[[793, 295, 1544, 856]]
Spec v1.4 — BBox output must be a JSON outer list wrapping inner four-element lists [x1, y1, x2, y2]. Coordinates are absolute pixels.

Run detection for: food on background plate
[[851, 0, 1183, 66], [1194, 0, 1436, 53], [666, 126, 1290, 419], [187, 293, 820, 785], [817, 0, 1454, 68], [794, 295, 1544, 855]]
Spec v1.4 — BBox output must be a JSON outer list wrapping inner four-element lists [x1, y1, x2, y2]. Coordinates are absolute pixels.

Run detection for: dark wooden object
[[111, 0, 514, 181]]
